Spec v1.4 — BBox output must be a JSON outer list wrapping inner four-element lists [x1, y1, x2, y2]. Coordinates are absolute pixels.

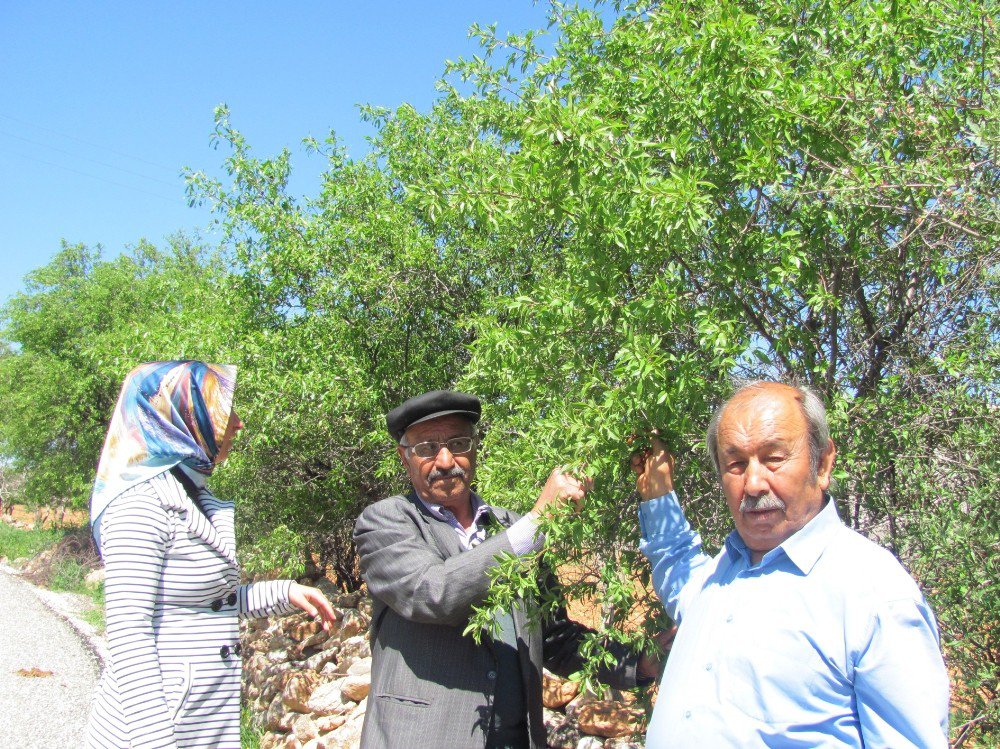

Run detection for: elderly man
[[354, 390, 656, 749], [633, 381, 949, 747]]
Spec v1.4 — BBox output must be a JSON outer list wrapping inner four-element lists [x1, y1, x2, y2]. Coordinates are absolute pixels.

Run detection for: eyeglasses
[[406, 437, 476, 459]]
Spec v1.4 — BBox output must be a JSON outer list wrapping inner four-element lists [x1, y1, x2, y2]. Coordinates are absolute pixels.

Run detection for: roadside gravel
[[0, 568, 101, 747]]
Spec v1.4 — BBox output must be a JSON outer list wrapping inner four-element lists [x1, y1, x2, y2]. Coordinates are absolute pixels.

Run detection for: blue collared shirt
[[639, 493, 949, 748]]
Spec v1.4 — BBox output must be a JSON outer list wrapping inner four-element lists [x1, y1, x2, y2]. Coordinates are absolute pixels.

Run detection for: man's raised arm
[[633, 438, 712, 622]]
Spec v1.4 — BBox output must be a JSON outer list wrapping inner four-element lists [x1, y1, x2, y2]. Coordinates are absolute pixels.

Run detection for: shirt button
[[684, 710, 692, 719], [211, 599, 222, 611], [726, 614, 734, 623], [487, 671, 497, 680], [705, 663, 713, 671], [220, 645, 231, 659]]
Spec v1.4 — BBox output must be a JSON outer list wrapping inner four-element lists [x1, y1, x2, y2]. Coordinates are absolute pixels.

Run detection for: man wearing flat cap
[[354, 390, 657, 749]]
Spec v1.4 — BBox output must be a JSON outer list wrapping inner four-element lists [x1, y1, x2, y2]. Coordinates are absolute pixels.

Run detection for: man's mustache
[[428, 466, 467, 483], [740, 494, 786, 513]]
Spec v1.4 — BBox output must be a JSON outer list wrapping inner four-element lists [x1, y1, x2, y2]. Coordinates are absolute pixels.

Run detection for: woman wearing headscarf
[[85, 361, 336, 748]]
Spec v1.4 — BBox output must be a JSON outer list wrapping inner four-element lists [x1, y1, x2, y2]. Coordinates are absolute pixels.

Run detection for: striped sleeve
[[239, 579, 296, 620], [101, 493, 180, 749]]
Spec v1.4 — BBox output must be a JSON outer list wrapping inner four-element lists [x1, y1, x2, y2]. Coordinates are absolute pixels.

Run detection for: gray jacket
[[354, 492, 641, 749]]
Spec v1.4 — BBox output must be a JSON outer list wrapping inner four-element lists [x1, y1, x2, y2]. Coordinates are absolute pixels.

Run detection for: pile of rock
[[241, 588, 372, 749], [540, 673, 646, 749], [241, 586, 647, 749]]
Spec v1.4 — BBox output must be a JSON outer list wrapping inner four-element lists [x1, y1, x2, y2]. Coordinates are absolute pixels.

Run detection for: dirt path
[[0, 569, 101, 747]]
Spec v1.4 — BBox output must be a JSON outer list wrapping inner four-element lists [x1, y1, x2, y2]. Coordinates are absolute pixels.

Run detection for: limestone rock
[[302, 740, 330, 749], [268, 661, 294, 681], [576, 738, 605, 749], [260, 733, 283, 749], [313, 577, 341, 600], [575, 702, 642, 739], [542, 669, 579, 708], [543, 707, 564, 730], [84, 568, 105, 587], [340, 672, 370, 702], [243, 626, 270, 646], [301, 648, 338, 672], [347, 658, 371, 676], [283, 734, 302, 749], [332, 635, 370, 673], [247, 653, 270, 685], [315, 714, 346, 733], [565, 693, 600, 719], [282, 670, 321, 713], [341, 634, 370, 659], [265, 693, 287, 731], [277, 710, 297, 732], [336, 609, 368, 640], [287, 618, 322, 643], [544, 707, 581, 749], [292, 713, 319, 742], [259, 679, 279, 708], [307, 680, 347, 716], [300, 626, 333, 649], [314, 578, 360, 609], [268, 648, 291, 664], [325, 706, 365, 749]]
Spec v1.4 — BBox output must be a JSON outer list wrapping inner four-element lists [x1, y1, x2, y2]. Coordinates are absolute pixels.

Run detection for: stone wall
[[241, 584, 648, 749]]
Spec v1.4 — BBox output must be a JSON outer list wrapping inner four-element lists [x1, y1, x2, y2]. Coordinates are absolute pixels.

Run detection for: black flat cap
[[386, 390, 481, 442]]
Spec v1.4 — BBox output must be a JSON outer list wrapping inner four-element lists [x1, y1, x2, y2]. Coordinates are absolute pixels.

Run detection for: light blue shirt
[[639, 492, 949, 748]]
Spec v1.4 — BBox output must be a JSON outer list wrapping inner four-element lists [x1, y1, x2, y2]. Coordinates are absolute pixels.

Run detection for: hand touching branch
[[531, 467, 592, 517], [631, 436, 675, 501]]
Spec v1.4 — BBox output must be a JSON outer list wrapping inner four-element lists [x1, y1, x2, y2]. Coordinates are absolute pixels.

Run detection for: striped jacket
[[86, 472, 296, 748]]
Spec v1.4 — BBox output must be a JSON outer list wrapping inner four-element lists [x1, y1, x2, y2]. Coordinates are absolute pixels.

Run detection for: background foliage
[[1, 0, 996, 740]]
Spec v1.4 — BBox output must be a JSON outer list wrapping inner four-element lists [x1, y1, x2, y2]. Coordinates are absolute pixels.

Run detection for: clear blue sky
[[0, 2, 559, 305]]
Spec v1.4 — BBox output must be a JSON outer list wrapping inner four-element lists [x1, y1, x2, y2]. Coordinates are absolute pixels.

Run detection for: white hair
[[706, 380, 830, 478]]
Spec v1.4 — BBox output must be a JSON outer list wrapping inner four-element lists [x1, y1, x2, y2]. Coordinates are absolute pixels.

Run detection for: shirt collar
[[725, 494, 843, 575], [415, 491, 490, 526]]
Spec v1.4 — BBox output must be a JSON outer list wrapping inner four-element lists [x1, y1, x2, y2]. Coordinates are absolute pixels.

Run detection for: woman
[[86, 361, 336, 748]]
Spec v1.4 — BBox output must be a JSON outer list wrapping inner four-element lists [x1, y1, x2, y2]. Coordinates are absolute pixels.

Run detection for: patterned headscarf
[[90, 361, 237, 535]]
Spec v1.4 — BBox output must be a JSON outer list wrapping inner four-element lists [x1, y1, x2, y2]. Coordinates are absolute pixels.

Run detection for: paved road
[[0, 570, 101, 747]]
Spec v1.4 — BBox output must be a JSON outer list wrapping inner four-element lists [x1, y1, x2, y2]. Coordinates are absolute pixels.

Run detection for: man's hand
[[631, 436, 675, 500], [531, 467, 592, 516], [637, 626, 678, 681], [289, 582, 339, 631]]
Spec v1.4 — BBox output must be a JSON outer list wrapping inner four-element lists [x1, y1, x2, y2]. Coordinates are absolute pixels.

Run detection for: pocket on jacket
[[376, 693, 430, 708], [162, 662, 196, 723]]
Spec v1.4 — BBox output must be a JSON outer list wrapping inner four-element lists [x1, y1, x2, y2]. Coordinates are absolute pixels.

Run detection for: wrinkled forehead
[[718, 388, 808, 445], [403, 413, 476, 443]]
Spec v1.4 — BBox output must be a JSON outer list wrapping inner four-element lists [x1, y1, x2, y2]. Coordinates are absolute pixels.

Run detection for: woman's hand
[[289, 582, 339, 631]]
